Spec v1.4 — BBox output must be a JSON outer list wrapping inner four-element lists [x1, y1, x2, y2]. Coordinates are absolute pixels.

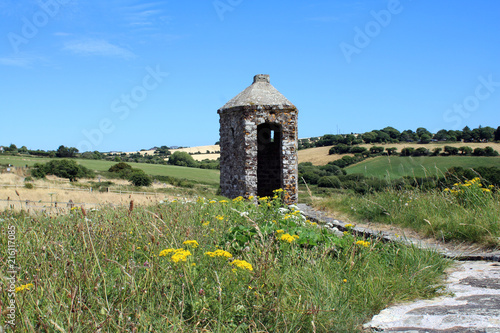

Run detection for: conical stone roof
[[220, 74, 295, 110]]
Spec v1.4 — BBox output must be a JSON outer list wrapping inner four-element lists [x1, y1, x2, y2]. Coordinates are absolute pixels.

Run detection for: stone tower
[[218, 74, 298, 204]]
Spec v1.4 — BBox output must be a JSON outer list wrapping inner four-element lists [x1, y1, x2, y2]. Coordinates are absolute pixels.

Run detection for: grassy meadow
[[0, 155, 220, 185], [0, 193, 450, 332], [345, 156, 500, 179]]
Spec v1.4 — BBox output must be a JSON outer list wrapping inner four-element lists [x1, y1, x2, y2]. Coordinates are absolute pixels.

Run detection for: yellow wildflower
[[355, 240, 370, 248], [345, 223, 354, 228], [215, 215, 224, 221], [15, 283, 34, 293], [171, 249, 192, 263], [280, 233, 299, 243], [204, 249, 233, 258], [233, 196, 244, 202], [248, 195, 254, 200], [159, 248, 176, 256], [230, 259, 253, 271], [183, 240, 199, 248], [276, 229, 285, 234]]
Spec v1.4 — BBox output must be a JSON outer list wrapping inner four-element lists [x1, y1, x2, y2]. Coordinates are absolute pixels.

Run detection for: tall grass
[[315, 179, 500, 247], [1, 194, 450, 332]]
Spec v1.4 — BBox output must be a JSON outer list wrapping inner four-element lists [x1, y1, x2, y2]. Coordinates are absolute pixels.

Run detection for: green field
[[0, 155, 220, 185], [345, 156, 500, 179]]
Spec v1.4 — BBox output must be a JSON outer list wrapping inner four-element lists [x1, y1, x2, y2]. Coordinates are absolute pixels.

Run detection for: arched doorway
[[257, 123, 282, 197]]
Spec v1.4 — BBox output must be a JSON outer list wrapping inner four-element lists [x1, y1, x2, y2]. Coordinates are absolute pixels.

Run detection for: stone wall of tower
[[218, 105, 298, 204]]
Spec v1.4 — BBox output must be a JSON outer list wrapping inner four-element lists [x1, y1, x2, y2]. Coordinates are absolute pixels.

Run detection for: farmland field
[[345, 156, 500, 179], [0, 155, 220, 185]]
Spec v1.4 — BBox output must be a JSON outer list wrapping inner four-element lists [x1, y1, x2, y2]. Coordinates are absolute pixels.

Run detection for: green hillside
[[0, 156, 220, 185], [345, 156, 500, 179]]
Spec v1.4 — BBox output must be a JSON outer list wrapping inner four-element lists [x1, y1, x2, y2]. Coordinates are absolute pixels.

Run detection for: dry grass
[[125, 145, 220, 156], [0, 173, 175, 213]]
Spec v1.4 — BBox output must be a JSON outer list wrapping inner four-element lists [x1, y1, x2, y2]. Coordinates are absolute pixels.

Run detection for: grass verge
[[315, 179, 500, 247], [1, 193, 450, 332]]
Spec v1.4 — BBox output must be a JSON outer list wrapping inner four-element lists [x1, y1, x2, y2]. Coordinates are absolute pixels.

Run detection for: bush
[[317, 176, 342, 188], [168, 151, 198, 167], [31, 160, 94, 182], [129, 172, 152, 187], [328, 144, 351, 155], [109, 162, 132, 173], [24, 183, 34, 189], [350, 146, 368, 154]]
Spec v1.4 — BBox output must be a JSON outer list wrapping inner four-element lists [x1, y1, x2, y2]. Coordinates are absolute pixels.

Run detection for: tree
[[495, 126, 500, 141], [433, 129, 449, 141], [19, 146, 28, 153], [479, 126, 495, 142], [400, 129, 418, 142], [462, 126, 473, 142], [381, 126, 401, 141], [6, 144, 18, 153], [416, 127, 431, 139], [362, 131, 377, 144], [56, 145, 78, 158], [31, 159, 94, 182], [419, 134, 432, 144], [168, 151, 198, 167]]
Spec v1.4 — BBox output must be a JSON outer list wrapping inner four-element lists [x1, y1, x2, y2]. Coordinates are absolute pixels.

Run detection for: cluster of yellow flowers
[[444, 177, 494, 193], [15, 283, 34, 293], [215, 215, 225, 221], [232, 196, 244, 202], [204, 249, 233, 258], [355, 240, 370, 248], [183, 240, 199, 248], [230, 259, 253, 271], [280, 233, 300, 243], [159, 248, 192, 263]]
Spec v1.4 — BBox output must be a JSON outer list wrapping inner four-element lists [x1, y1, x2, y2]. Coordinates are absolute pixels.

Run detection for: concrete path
[[296, 204, 500, 333], [364, 261, 500, 332]]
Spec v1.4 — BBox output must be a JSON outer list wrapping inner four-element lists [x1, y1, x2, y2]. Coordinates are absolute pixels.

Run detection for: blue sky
[[1, 0, 499, 152]]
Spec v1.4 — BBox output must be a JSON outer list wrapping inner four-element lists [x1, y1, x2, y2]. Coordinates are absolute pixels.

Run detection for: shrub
[[109, 162, 132, 173], [168, 151, 198, 167], [350, 146, 368, 154], [400, 147, 415, 156], [320, 163, 345, 176], [31, 160, 94, 182], [328, 144, 351, 155], [317, 176, 342, 188], [485, 146, 499, 156], [24, 183, 34, 189], [129, 172, 152, 187]]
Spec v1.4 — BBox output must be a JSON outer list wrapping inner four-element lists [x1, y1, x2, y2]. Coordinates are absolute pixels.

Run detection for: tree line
[[299, 125, 500, 149]]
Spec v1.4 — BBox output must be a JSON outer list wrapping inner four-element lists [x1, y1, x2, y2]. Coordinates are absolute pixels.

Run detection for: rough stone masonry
[[218, 74, 299, 204]]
